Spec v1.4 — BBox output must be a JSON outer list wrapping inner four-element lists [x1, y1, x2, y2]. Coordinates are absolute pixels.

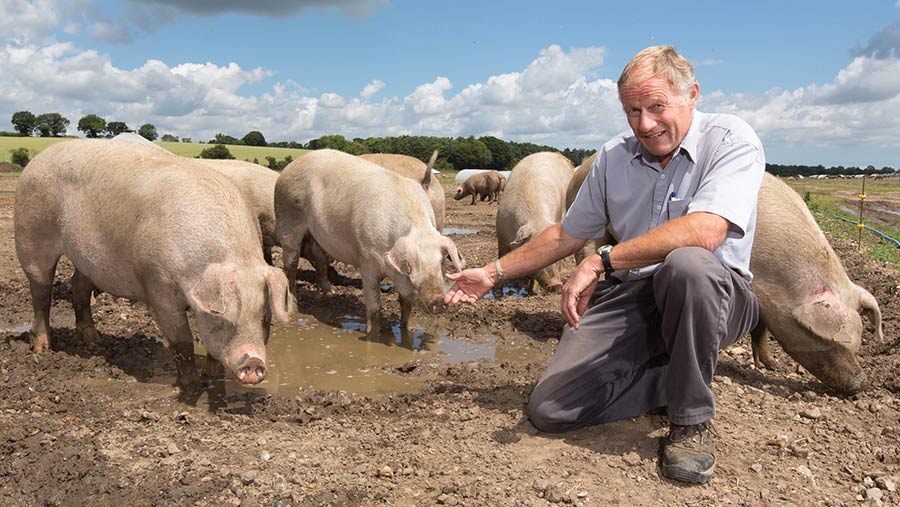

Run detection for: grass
[[789, 178, 900, 265], [0, 136, 307, 164]]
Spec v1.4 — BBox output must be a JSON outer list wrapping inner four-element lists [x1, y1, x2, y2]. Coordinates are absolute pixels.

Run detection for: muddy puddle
[[189, 313, 540, 405], [443, 227, 479, 235]]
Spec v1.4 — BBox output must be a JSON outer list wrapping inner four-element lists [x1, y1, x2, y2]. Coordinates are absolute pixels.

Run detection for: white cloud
[[133, 0, 388, 17], [360, 80, 384, 100]]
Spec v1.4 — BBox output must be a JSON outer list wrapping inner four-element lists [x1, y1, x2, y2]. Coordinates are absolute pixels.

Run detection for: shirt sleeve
[[688, 128, 765, 238], [562, 148, 609, 239]]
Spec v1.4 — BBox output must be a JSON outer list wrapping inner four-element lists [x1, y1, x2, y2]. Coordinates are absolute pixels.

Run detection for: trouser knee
[[526, 392, 571, 433]]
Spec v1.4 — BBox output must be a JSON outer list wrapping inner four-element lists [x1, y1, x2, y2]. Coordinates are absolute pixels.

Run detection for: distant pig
[[360, 152, 445, 232], [749, 173, 883, 393], [496, 152, 574, 294], [454, 170, 504, 205], [14, 139, 296, 392], [275, 149, 465, 335]]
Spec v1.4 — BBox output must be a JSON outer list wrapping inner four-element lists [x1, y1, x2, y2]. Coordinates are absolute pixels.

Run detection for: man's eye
[[650, 103, 665, 112]]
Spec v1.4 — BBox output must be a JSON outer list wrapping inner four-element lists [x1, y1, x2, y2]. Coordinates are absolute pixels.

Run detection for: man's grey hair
[[618, 46, 696, 100]]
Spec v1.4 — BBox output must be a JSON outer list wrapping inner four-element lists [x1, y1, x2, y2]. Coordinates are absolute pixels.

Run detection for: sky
[[2, 0, 900, 168]]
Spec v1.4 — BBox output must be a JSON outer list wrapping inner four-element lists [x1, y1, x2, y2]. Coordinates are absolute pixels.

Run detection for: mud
[[1, 173, 899, 506]]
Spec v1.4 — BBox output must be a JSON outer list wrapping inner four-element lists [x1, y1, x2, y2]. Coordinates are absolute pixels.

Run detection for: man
[[444, 46, 765, 484]]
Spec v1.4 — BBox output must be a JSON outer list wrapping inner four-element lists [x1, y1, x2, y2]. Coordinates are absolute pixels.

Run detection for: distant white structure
[[455, 169, 512, 184]]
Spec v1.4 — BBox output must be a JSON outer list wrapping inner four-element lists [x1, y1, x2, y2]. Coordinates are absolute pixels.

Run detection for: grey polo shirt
[[563, 110, 765, 282]]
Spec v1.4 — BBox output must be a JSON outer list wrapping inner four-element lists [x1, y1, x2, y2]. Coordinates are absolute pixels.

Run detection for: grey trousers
[[527, 247, 758, 431]]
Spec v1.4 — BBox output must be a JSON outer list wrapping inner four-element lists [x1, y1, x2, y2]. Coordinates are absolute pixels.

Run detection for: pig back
[[277, 150, 435, 265], [17, 139, 262, 299], [199, 159, 279, 247], [360, 153, 445, 231], [497, 152, 574, 247]]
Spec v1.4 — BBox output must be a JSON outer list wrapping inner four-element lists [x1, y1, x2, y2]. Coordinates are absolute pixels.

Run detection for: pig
[[360, 152, 445, 232], [454, 170, 504, 205], [14, 139, 296, 392], [564, 152, 610, 264], [110, 133, 284, 267], [195, 159, 281, 265], [749, 173, 883, 393], [275, 149, 465, 336], [496, 152, 574, 294]]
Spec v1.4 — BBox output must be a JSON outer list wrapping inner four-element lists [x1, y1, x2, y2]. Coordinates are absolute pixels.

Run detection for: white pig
[[14, 139, 295, 391], [275, 149, 464, 335]]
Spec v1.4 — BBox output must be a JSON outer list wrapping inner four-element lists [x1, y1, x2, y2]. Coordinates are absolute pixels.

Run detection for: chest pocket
[[667, 198, 691, 220]]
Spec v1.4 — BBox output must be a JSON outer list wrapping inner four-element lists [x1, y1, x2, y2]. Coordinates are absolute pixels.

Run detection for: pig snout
[[428, 296, 448, 314], [228, 348, 268, 385]]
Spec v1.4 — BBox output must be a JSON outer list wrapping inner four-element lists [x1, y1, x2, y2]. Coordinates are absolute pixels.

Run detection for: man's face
[[619, 72, 698, 168]]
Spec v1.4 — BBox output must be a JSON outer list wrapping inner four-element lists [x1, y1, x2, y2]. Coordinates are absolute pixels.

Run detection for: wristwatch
[[597, 244, 614, 279]]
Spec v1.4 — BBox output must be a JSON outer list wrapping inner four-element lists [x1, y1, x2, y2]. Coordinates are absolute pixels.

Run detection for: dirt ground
[[1, 173, 899, 507]]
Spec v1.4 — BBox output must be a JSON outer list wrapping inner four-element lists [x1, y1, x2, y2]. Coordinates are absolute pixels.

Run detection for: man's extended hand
[[561, 255, 602, 329], [444, 267, 495, 305]]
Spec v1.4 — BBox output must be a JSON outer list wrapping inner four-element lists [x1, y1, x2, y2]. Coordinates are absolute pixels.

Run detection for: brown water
[[201, 314, 540, 400]]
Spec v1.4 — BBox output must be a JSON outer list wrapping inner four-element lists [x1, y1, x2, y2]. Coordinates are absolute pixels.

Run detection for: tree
[[210, 133, 242, 145], [199, 144, 235, 159], [9, 147, 30, 167], [446, 137, 492, 170], [107, 121, 130, 136], [138, 124, 158, 141], [34, 113, 69, 137], [77, 114, 107, 138], [478, 136, 515, 171], [161, 134, 178, 142], [242, 130, 267, 146], [11, 111, 36, 136]]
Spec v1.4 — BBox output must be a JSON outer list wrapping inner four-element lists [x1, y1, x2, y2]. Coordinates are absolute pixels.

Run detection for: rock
[[544, 485, 566, 504], [802, 391, 817, 402], [800, 407, 822, 420], [864, 477, 876, 488], [259, 451, 271, 463], [875, 476, 897, 492], [532, 479, 549, 492], [379, 465, 393, 477], [751, 463, 763, 473], [241, 471, 258, 485], [166, 443, 179, 456], [622, 452, 642, 466], [718, 376, 733, 386], [866, 487, 884, 501]]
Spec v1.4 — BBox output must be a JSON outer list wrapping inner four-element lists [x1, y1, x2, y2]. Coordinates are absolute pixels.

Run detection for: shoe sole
[[660, 461, 715, 485]]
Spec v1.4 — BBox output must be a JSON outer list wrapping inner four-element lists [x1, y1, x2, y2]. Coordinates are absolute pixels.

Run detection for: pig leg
[[70, 269, 100, 349], [360, 267, 383, 336], [399, 294, 413, 332], [303, 237, 333, 295], [150, 306, 202, 392], [750, 324, 778, 370], [281, 244, 302, 299], [21, 254, 60, 353]]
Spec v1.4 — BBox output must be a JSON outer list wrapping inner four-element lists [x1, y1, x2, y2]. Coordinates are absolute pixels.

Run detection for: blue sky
[[2, 0, 900, 167]]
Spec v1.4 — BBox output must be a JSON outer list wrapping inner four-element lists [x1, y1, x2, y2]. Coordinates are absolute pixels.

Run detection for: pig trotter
[[750, 325, 778, 370], [171, 341, 202, 392]]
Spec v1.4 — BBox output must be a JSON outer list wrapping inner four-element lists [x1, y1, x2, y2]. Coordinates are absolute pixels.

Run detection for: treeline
[[10, 111, 160, 141], [766, 163, 897, 177], [267, 134, 594, 171]]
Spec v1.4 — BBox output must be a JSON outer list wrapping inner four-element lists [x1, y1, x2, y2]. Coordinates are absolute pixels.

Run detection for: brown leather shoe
[[659, 422, 716, 484]]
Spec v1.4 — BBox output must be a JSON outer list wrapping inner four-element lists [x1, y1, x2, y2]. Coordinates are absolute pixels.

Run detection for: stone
[[800, 407, 822, 420], [622, 452, 642, 466]]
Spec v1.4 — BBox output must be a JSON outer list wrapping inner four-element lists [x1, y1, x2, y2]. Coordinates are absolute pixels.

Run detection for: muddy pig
[[496, 152, 574, 294], [749, 173, 883, 393], [360, 152, 445, 232], [275, 149, 465, 336], [14, 139, 296, 392], [455, 170, 504, 205]]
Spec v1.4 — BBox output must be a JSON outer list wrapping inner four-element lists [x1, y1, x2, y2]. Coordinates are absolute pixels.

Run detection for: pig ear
[[791, 290, 863, 352], [387, 238, 414, 276], [855, 284, 884, 342], [265, 267, 297, 323], [510, 224, 533, 249], [189, 264, 240, 319], [439, 235, 466, 272]]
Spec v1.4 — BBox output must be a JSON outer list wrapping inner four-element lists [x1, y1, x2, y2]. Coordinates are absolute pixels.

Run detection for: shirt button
[[656, 205, 662, 210], [660, 174, 666, 179]]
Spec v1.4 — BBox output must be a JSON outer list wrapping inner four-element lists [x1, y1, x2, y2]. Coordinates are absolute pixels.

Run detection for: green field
[[0, 136, 308, 167]]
